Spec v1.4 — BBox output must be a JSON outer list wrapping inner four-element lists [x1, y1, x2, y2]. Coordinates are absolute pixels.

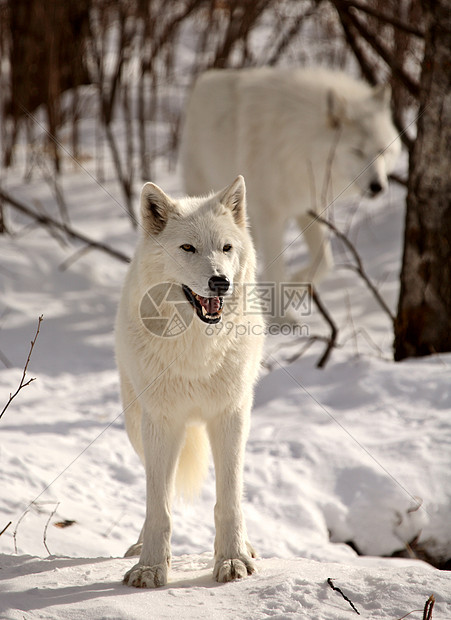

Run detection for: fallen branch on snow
[[327, 577, 360, 614], [423, 595, 435, 620], [396, 594, 435, 620], [0, 521, 12, 537]]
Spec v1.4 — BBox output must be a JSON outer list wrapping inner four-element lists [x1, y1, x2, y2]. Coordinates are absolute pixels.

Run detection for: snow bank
[[1, 553, 449, 619]]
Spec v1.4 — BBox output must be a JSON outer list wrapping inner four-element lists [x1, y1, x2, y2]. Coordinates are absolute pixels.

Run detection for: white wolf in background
[[115, 176, 264, 588], [181, 67, 401, 296]]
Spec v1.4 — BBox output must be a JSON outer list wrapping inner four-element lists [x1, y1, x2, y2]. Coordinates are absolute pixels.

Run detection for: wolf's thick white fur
[[181, 67, 401, 294], [115, 176, 264, 588]]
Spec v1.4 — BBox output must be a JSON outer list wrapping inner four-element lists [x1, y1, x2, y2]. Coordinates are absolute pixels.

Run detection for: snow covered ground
[[1, 151, 450, 618], [0, 42, 450, 620]]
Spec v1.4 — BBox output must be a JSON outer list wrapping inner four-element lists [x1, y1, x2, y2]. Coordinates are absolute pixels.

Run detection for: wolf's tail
[[175, 424, 210, 500]]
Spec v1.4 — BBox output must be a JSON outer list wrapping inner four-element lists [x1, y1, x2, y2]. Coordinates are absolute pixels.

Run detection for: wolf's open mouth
[[182, 285, 224, 324]]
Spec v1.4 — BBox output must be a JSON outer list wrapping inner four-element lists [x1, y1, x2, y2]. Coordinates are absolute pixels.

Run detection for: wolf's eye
[[223, 244, 232, 253], [180, 244, 196, 253]]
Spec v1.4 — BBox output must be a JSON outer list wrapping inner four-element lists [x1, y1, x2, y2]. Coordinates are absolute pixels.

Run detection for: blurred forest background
[[0, 0, 449, 360]]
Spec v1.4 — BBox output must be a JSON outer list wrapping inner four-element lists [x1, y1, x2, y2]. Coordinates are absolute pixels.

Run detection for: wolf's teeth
[[201, 306, 207, 316]]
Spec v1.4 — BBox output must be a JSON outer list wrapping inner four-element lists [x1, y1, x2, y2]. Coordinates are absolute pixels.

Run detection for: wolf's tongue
[[198, 295, 221, 315]]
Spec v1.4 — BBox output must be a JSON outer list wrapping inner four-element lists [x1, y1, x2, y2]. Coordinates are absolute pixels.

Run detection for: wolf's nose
[[369, 180, 383, 195], [208, 275, 230, 295]]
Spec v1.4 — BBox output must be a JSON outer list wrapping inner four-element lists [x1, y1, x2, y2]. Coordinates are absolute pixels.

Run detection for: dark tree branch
[[266, 3, 321, 66], [308, 210, 395, 324], [0, 521, 12, 537], [423, 595, 435, 620], [332, 1, 415, 151], [148, 0, 206, 70], [334, 4, 378, 86], [389, 172, 408, 187], [343, 0, 424, 38], [327, 578, 360, 615], [311, 286, 338, 368], [0, 188, 131, 264], [331, 0, 420, 98]]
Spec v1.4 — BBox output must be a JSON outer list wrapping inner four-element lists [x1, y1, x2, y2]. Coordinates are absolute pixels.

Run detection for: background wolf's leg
[[292, 214, 333, 285], [252, 214, 290, 323]]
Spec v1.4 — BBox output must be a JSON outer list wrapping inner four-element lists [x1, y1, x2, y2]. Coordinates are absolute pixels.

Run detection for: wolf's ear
[[327, 89, 347, 128], [372, 83, 391, 108], [219, 175, 247, 228], [140, 182, 176, 235]]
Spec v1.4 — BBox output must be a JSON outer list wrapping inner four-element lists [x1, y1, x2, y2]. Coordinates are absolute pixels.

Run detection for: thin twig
[[327, 578, 360, 615], [0, 521, 12, 537], [0, 188, 131, 264], [284, 337, 320, 365], [332, 0, 420, 98], [423, 595, 435, 620], [396, 609, 424, 620], [0, 315, 43, 422], [343, 0, 424, 38], [266, 5, 319, 66], [333, 4, 414, 152], [397, 596, 435, 620], [58, 245, 94, 271], [43, 502, 60, 556], [311, 287, 338, 368], [262, 334, 330, 371], [13, 501, 59, 553], [389, 172, 408, 187], [14, 506, 30, 554], [308, 210, 395, 324]]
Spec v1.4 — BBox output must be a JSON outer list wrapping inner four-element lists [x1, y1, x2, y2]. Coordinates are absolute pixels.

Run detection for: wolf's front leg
[[292, 214, 334, 286], [123, 415, 185, 588], [207, 408, 256, 583]]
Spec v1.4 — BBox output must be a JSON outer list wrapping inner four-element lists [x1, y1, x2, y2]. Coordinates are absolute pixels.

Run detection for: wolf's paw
[[124, 542, 143, 558], [123, 563, 168, 588], [214, 556, 256, 583]]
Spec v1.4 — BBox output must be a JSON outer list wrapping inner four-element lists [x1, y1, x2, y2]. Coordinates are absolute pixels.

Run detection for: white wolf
[[115, 176, 264, 588], [181, 67, 401, 295]]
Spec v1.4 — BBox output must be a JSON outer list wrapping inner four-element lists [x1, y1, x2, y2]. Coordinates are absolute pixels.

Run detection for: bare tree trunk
[[0, 202, 6, 233], [5, 0, 90, 169], [394, 0, 451, 360]]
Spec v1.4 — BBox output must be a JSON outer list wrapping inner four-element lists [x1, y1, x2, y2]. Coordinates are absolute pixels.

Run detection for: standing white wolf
[[181, 67, 401, 294], [115, 175, 264, 588]]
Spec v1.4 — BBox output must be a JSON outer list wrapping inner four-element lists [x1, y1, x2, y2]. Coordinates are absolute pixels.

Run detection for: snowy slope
[[1, 156, 450, 618], [1, 553, 449, 619], [0, 7, 451, 605]]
